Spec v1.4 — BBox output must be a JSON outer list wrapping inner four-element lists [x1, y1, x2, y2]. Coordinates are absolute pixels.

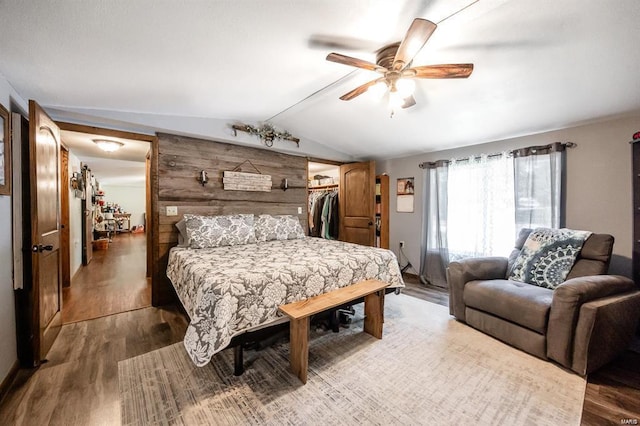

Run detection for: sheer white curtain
[[419, 143, 568, 289], [447, 154, 515, 261], [513, 143, 564, 230]]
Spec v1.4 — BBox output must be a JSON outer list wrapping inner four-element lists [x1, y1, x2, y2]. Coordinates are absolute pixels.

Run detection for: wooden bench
[[278, 279, 389, 384]]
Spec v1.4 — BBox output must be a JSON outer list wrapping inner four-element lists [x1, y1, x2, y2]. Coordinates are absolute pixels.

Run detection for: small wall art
[[397, 177, 414, 213]]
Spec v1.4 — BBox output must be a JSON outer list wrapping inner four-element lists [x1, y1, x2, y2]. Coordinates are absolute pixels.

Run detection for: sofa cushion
[[508, 228, 592, 289], [464, 279, 553, 334]]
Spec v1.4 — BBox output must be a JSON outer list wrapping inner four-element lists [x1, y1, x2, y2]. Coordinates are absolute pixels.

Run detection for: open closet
[[307, 160, 389, 249], [308, 162, 340, 239]]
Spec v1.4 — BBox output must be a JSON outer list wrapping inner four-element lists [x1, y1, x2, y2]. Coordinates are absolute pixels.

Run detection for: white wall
[[0, 74, 27, 387], [378, 113, 640, 278], [101, 184, 146, 228], [68, 151, 83, 278]]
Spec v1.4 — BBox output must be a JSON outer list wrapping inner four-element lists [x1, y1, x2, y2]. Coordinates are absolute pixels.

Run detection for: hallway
[[62, 232, 151, 324]]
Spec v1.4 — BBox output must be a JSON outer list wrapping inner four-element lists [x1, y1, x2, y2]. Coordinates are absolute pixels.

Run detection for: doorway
[[57, 123, 155, 324], [308, 161, 340, 239]]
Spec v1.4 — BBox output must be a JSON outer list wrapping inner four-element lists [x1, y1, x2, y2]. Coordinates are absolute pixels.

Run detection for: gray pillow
[[184, 214, 256, 249], [508, 227, 592, 289], [254, 214, 306, 242], [175, 219, 188, 247]]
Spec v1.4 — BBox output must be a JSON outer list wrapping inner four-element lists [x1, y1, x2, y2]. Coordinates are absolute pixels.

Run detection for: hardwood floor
[[1, 267, 637, 425], [0, 306, 188, 425], [62, 232, 151, 324], [402, 273, 640, 426]]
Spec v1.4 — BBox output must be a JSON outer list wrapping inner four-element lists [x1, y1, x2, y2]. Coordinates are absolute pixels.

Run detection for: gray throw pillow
[[254, 214, 306, 242], [184, 214, 256, 249], [508, 227, 592, 289]]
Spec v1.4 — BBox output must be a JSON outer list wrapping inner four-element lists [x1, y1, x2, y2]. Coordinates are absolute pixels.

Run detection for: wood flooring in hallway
[[62, 232, 151, 324]]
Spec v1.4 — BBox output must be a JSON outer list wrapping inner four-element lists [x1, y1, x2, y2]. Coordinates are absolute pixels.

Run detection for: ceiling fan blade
[[339, 78, 385, 101], [411, 64, 474, 78], [326, 53, 386, 73], [392, 18, 437, 71], [402, 95, 417, 109], [309, 35, 381, 52]]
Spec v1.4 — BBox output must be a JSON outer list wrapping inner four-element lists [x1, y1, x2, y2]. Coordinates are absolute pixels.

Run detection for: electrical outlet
[[166, 206, 178, 216], [399, 241, 405, 248], [297, 206, 303, 214]]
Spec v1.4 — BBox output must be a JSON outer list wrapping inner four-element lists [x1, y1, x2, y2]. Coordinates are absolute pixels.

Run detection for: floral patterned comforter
[[166, 237, 405, 366]]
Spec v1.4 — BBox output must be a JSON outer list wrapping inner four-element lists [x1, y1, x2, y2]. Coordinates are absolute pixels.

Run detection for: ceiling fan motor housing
[[376, 42, 402, 70]]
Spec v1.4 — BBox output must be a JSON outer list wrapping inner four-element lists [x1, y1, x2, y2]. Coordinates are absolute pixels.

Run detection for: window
[[447, 154, 515, 260], [420, 143, 566, 288]]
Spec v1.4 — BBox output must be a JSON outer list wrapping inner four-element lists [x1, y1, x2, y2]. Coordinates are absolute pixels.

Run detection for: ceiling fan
[[326, 18, 474, 111]]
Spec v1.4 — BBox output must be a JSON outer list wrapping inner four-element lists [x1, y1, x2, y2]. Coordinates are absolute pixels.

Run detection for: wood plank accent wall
[[152, 133, 308, 305]]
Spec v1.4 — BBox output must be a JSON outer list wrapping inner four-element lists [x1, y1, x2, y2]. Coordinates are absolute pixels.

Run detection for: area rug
[[118, 294, 586, 425]]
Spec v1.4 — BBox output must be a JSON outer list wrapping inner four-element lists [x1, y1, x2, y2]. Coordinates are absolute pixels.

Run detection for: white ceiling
[[61, 131, 148, 186], [1, 0, 640, 162]]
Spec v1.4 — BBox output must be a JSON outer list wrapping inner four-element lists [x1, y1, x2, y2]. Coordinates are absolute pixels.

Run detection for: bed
[[167, 232, 405, 367]]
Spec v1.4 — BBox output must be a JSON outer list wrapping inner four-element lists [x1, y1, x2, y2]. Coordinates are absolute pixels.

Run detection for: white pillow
[[254, 214, 306, 242], [184, 214, 256, 249]]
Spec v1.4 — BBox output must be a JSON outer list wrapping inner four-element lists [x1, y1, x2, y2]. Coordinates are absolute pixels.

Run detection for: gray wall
[[377, 113, 640, 278]]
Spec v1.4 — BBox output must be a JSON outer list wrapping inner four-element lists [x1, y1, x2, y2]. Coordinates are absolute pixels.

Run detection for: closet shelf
[[308, 183, 339, 190]]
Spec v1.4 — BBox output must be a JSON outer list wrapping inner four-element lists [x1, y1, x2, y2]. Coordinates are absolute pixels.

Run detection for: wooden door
[[339, 161, 376, 246], [60, 146, 71, 287], [29, 100, 63, 360]]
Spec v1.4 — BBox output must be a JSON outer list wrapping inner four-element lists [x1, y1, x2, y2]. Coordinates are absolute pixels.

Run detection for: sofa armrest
[[547, 275, 636, 368], [571, 291, 640, 375], [446, 257, 508, 321]]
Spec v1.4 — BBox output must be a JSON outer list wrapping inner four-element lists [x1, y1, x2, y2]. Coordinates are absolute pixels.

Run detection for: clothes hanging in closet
[[308, 190, 339, 239]]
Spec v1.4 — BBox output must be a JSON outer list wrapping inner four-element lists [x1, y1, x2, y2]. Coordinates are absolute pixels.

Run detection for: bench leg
[[364, 290, 384, 339], [289, 316, 310, 384]]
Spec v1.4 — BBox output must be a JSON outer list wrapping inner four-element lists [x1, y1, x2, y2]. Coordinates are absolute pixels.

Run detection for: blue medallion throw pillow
[[508, 228, 592, 289]]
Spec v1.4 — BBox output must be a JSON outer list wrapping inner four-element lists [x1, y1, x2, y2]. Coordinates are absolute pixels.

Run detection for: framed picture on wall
[[397, 177, 414, 213], [397, 177, 414, 195], [0, 102, 11, 196]]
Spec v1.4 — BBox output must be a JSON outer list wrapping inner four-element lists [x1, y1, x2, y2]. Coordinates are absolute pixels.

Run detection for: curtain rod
[[418, 141, 576, 169]]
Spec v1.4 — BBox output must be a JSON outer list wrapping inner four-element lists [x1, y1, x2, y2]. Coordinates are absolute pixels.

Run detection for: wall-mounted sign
[[223, 171, 272, 192]]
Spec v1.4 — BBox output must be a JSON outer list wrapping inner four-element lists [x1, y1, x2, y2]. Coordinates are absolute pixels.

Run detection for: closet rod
[[308, 183, 339, 191]]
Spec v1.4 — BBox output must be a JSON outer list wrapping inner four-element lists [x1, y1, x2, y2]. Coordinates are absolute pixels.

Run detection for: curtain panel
[[419, 160, 449, 288], [418, 142, 571, 289], [513, 142, 566, 230]]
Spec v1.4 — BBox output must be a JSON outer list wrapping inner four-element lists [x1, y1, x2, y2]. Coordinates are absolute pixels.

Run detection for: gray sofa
[[447, 229, 640, 375]]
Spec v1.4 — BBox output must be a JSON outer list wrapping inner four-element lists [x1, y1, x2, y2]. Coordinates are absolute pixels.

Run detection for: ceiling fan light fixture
[[388, 90, 405, 110], [94, 139, 124, 152], [396, 78, 416, 98], [367, 81, 388, 99]]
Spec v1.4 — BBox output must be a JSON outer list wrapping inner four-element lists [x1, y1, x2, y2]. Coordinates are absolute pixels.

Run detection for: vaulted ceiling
[[1, 0, 640, 163]]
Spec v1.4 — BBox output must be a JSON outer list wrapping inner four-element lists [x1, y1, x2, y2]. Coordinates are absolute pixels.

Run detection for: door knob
[[368, 221, 373, 226], [32, 244, 54, 252]]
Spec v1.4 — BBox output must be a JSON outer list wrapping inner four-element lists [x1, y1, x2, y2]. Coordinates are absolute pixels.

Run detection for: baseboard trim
[[0, 360, 20, 404]]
